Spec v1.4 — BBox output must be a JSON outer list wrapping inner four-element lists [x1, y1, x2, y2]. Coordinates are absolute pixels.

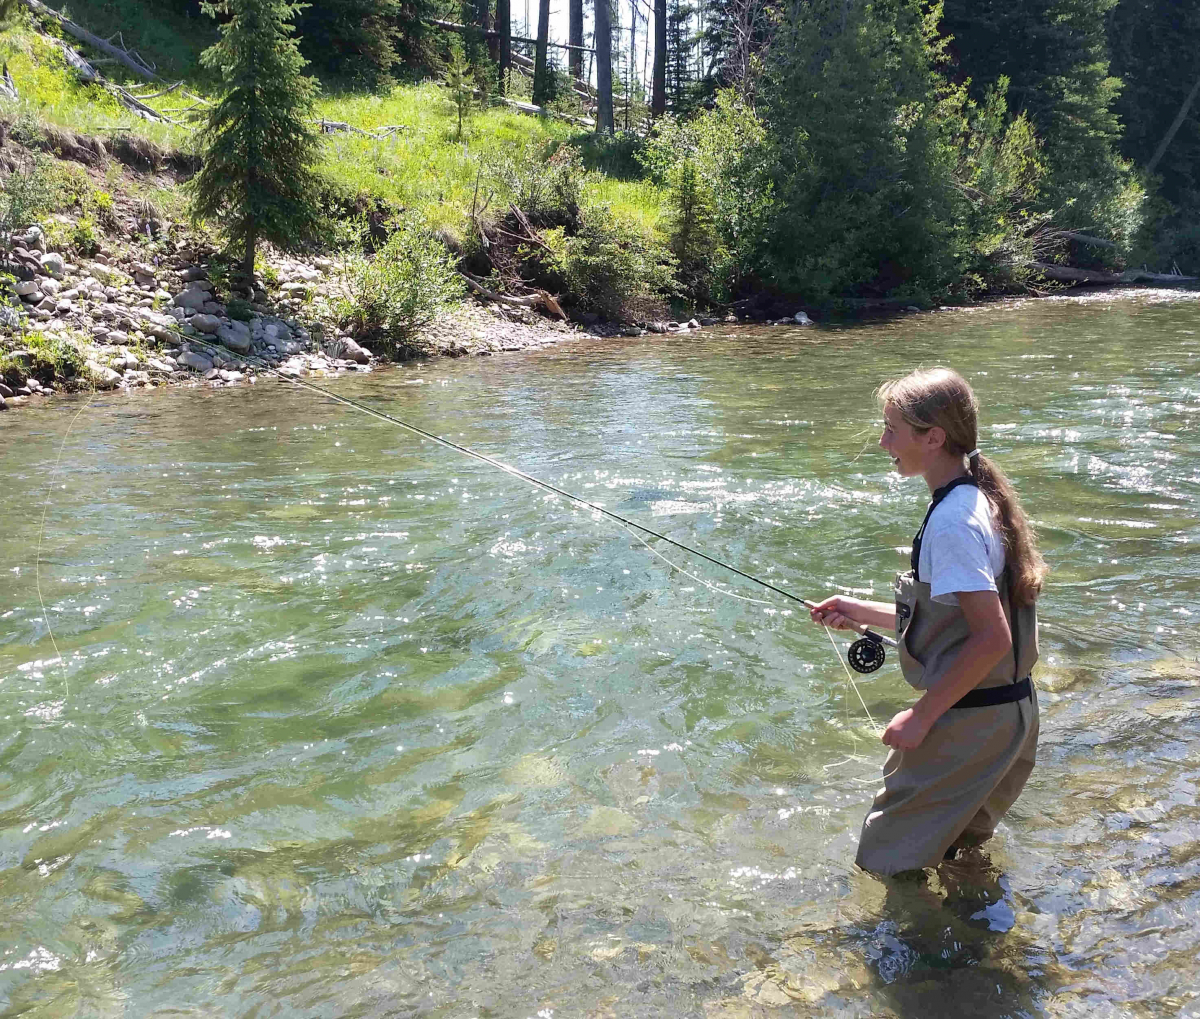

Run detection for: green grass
[[0, 15, 669, 255], [45, 0, 215, 82], [316, 84, 668, 243]]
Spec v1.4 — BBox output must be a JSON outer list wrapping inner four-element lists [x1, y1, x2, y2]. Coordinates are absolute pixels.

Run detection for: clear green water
[[2, 291, 1198, 1017]]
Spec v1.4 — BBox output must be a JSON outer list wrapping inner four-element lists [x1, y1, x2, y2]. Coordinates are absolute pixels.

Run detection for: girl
[[811, 367, 1047, 876]]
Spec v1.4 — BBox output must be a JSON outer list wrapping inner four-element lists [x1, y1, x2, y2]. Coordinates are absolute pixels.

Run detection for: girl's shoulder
[[930, 482, 999, 536]]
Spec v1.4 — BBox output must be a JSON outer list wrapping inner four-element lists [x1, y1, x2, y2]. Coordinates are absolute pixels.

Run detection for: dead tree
[[595, 0, 615, 133], [532, 0, 552, 105], [570, 0, 584, 80], [651, 0, 665, 115]]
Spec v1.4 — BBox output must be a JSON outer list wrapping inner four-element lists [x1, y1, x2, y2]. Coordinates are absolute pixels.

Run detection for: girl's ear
[[925, 425, 947, 451]]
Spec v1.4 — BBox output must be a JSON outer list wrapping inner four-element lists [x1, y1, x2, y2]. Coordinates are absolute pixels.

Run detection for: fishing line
[[181, 335, 897, 675], [36, 386, 96, 704]]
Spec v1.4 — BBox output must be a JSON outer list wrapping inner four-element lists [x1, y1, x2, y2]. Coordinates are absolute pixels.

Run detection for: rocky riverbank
[[0, 223, 747, 412]]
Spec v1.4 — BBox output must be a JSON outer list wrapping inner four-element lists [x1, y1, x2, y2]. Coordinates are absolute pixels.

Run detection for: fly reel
[[847, 633, 887, 674]]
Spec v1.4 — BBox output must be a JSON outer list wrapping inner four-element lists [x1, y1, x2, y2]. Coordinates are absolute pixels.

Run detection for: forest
[[5, 0, 1200, 324]]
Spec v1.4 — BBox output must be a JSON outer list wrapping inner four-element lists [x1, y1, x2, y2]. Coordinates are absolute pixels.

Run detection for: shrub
[[493, 144, 587, 230], [227, 297, 255, 321], [541, 208, 677, 322], [335, 213, 464, 355], [0, 154, 58, 247], [71, 215, 100, 255], [89, 190, 119, 232], [640, 90, 774, 304]]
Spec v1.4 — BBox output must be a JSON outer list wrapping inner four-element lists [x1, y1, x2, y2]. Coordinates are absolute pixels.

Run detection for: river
[[2, 290, 1198, 1017]]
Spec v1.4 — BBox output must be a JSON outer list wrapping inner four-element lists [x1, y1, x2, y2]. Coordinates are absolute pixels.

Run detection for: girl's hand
[[809, 595, 864, 631], [882, 707, 932, 750]]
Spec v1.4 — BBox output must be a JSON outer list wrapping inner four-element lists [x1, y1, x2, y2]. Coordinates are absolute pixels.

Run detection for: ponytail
[[968, 453, 1047, 605], [879, 367, 1048, 605]]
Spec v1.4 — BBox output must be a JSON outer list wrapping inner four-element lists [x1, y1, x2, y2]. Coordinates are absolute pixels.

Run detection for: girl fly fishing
[[811, 367, 1047, 876]]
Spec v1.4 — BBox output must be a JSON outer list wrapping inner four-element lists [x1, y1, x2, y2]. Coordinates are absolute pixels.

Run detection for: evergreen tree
[[759, 0, 1041, 300], [940, 0, 1141, 242], [190, 0, 324, 283], [666, 0, 695, 110], [294, 0, 402, 84], [1109, 0, 1200, 208]]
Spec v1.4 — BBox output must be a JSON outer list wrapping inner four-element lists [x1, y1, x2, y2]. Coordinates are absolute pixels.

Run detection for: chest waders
[[855, 477, 1040, 876]]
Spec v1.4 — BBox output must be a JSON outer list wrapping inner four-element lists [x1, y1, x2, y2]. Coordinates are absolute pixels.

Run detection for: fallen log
[[20, 0, 159, 80], [1031, 262, 1198, 284], [458, 271, 567, 320], [45, 34, 175, 123]]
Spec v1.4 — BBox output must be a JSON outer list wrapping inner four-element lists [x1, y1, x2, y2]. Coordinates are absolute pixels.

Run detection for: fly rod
[[186, 336, 898, 674]]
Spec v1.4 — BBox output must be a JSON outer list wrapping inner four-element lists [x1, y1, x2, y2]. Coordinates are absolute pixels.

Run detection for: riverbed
[[2, 291, 1198, 1017]]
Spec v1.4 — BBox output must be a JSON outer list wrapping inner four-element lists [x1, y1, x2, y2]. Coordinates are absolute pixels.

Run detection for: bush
[[0, 155, 58, 247], [71, 215, 100, 255], [227, 297, 255, 321], [641, 91, 773, 304], [541, 208, 677, 322], [493, 144, 587, 231], [335, 213, 464, 354]]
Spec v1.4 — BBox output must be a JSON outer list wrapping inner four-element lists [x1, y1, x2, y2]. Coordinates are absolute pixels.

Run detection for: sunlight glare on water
[[1, 290, 1199, 1017]]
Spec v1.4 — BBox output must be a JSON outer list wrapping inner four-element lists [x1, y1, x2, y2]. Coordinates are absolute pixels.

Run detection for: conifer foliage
[[189, 0, 324, 283]]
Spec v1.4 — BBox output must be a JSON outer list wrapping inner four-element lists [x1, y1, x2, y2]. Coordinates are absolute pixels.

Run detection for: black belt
[[951, 676, 1032, 709]]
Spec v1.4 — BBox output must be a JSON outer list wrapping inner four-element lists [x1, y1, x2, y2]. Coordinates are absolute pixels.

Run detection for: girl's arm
[[881, 590, 1012, 750], [808, 595, 896, 633]]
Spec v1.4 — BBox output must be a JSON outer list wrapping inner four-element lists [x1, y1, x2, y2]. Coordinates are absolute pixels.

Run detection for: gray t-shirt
[[919, 484, 1006, 605]]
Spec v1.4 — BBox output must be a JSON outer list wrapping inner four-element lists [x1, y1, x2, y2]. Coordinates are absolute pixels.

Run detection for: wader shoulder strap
[[911, 475, 978, 582]]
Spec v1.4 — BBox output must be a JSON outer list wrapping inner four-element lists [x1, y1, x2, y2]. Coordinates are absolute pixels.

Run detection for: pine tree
[[940, 0, 1140, 242], [190, 0, 324, 284], [294, 0, 402, 85]]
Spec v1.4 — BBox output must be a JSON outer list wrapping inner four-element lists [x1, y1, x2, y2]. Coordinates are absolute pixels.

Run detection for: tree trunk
[[1147, 73, 1200, 175], [497, 0, 511, 92], [651, 0, 666, 115], [569, 0, 584, 80], [532, 0, 552, 105], [595, 0, 614, 133], [475, 0, 497, 60], [241, 229, 257, 286]]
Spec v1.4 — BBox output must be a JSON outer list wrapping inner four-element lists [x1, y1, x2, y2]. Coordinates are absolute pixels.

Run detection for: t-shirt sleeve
[[926, 513, 998, 604]]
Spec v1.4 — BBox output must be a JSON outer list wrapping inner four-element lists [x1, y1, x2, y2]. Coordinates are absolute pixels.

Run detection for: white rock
[[794, 311, 812, 325], [15, 280, 40, 297], [85, 359, 122, 389], [40, 278, 62, 297], [192, 314, 221, 334]]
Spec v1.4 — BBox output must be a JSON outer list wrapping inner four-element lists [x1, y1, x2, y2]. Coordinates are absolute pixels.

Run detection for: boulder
[[217, 320, 251, 353], [40, 278, 62, 297], [123, 370, 151, 385], [180, 266, 208, 283], [340, 337, 370, 364], [85, 359, 122, 389], [794, 311, 813, 325], [178, 351, 214, 373], [15, 280, 41, 299], [191, 313, 221, 334], [0, 393, 5, 411], [173, 287, 208, 311], [14, 226, 44, 251], [687, 318, 701, 329], [0, 382, 12, 398], [39, 252, 65, 278]]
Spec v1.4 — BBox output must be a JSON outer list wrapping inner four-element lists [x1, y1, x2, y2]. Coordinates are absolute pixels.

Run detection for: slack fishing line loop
[[184, 335, 896, 675]]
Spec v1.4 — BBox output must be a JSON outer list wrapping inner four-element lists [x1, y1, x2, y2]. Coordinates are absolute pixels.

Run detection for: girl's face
[[879, 404, 936, 477]]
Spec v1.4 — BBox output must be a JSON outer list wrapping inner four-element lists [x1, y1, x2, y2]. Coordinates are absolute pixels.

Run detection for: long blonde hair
[[877, 367, 1047, 605]]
